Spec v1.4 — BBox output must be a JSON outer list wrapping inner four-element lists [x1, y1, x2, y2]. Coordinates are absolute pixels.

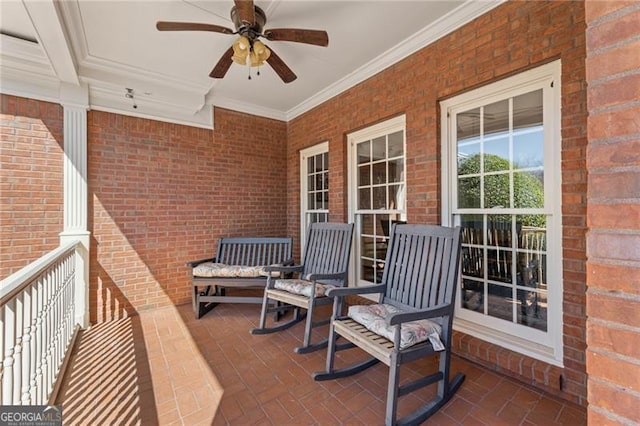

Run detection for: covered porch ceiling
[[0, 0, 503, 127]]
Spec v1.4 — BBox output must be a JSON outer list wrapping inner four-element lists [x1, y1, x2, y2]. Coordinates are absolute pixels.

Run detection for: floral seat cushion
[[348, 304, 444, 351], [193, 262, 281, 278], [273, 278, 335, 298]]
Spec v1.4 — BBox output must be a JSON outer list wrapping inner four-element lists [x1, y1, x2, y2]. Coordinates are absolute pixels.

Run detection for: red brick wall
[[585, 1, 640, 423], [88, 107, 287, 321], [0, 95, 64, 279], [287, 1, 588, 405]]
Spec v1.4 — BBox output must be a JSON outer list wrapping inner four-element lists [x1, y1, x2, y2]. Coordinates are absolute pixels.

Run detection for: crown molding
[[88, 82, 213, 129], [0, 66, 61, 104], [209, 95, 287, 121], [285, 0, 505, 121]]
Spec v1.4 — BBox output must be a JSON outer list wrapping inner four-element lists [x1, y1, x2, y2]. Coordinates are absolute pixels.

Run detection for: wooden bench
[[187, 237, 292, 319]]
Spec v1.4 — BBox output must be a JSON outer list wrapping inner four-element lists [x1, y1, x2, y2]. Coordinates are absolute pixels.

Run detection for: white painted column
[[58, 83, 90, 328]]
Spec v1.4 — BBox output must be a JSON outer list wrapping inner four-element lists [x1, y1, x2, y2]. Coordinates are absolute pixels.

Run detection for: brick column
[[585, 1, 640, 424]]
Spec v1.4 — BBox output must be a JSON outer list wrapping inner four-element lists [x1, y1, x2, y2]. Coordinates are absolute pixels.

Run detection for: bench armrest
[[325, 283, 386, 298], [186, 257, 216, 268], [387, 303, 451, 326]]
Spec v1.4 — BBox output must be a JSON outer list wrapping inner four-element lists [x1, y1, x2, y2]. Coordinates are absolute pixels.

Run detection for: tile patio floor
[[56, 301, 587, 425]]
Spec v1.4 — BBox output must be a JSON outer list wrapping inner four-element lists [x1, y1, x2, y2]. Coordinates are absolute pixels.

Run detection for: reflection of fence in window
[[460, 220, 547, 331]]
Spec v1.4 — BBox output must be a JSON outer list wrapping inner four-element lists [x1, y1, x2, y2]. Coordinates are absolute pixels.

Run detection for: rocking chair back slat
[[302, 223, 352, 285], [381, 224, 459, 312]]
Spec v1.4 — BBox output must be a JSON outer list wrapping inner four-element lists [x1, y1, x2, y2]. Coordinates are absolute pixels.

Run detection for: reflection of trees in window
[[457, 153, 544, 227]]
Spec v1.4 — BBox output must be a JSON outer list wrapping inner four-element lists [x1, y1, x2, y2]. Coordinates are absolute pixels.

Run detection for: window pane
[[388, 184, 403, 210], [484, 99, 509, 136], [517, 289, 547, 331], [388, 158, 403, 183], [484, 173, 510, 208], [487, 249, 512, 283], [514, 89, 543, 129], [361, 214, 374, 236], [373, 186, 386, 209], [372, 136, 386, 161], [457, 108, 480, 140], [488, 283, 513, 322], [388, 131, 404, 157], [517, 216, 546, 249], [358, 164, 370, 186], [458, 176, 481, 208], [461, 215, 484, 245], [361, 258, 375, 282], [316, 174, 323, 191], [358, 141, 370, 164], [308, 156, 314, 173], [323, 152, 329, 170], [315, 153, 324, 172], [458, 141, 481, 169], [361, 236, 374, 258], [372, 162, 386, 185], [308, 193, 315, 210], [514, 171, 544, 208], [513, 128, 543, 169], [487, 215, 512, 247], [484, 174, 511, 209], [359, 188, 371, 209], [484, 137, 510, 172], [462, 279, 483, 313]]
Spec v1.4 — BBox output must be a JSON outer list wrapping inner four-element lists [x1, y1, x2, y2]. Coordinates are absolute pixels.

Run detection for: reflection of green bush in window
[[458, 154, 544, 227]]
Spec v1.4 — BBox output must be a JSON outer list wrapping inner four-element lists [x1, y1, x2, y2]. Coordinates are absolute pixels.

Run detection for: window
[[441, 61, 563, 365], [348, 116, 406, 286], [300, 142, 329, 248]]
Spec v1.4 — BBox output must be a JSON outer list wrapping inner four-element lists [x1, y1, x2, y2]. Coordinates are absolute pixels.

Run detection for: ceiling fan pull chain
[[248, 67, 252, 80]]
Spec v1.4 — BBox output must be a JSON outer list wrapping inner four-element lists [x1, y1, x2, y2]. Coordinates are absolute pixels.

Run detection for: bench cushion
[[193, 262, 281, 278], [348, 304, 444, 351], [273, 278, 335, 298]]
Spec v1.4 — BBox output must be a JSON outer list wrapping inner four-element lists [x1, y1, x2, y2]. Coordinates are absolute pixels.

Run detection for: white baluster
[[2, 299, 15, 405], [22, 286, 32, 405], [13, 294, 23, 404], [29, 279, 40, 404], [0, 305, 5, 403], [35, 274, 45, 404]]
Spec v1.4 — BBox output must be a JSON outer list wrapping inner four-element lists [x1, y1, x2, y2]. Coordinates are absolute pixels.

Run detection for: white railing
[[0, 240, 86, 405]]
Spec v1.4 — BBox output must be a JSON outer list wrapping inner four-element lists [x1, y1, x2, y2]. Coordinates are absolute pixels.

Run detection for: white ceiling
[[0, 0, 502, 127]]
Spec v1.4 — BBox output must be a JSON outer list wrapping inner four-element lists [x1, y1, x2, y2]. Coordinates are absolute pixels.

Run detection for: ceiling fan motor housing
[[231, 5, 266, 40]]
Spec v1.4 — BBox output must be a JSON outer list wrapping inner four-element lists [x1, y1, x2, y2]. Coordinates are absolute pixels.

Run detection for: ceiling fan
[[156, 0, 329, 83]]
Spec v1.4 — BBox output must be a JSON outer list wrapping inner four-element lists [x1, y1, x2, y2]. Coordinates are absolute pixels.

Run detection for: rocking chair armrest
[[325, 283, 386, 298], [186, 257, 216, 268], [264, 264, 303, 273], [305, 271, 346, 282], [387, 304, 452, 326]]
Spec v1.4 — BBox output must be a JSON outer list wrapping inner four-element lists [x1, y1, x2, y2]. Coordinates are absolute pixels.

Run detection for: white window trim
[[347, 115, 406, 290], [440, 61, 564, 366], [300, 141, 329, 250]]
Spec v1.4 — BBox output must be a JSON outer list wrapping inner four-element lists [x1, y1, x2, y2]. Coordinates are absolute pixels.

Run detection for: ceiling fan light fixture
[[231, 36, 250, 64], [250, 40, 270, 67]]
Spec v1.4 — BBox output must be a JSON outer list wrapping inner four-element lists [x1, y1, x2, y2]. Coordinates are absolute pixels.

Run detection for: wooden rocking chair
[[251, 222, 354, 354], [313, 224, 463, 425]]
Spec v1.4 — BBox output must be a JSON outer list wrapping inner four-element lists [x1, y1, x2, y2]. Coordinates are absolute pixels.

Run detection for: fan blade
[[233, 0, 255, 26], [210, 46, 234, 79], [156, 21, 234, 34], [265, 46, 297, 83], [264, 28, 328, 47]]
